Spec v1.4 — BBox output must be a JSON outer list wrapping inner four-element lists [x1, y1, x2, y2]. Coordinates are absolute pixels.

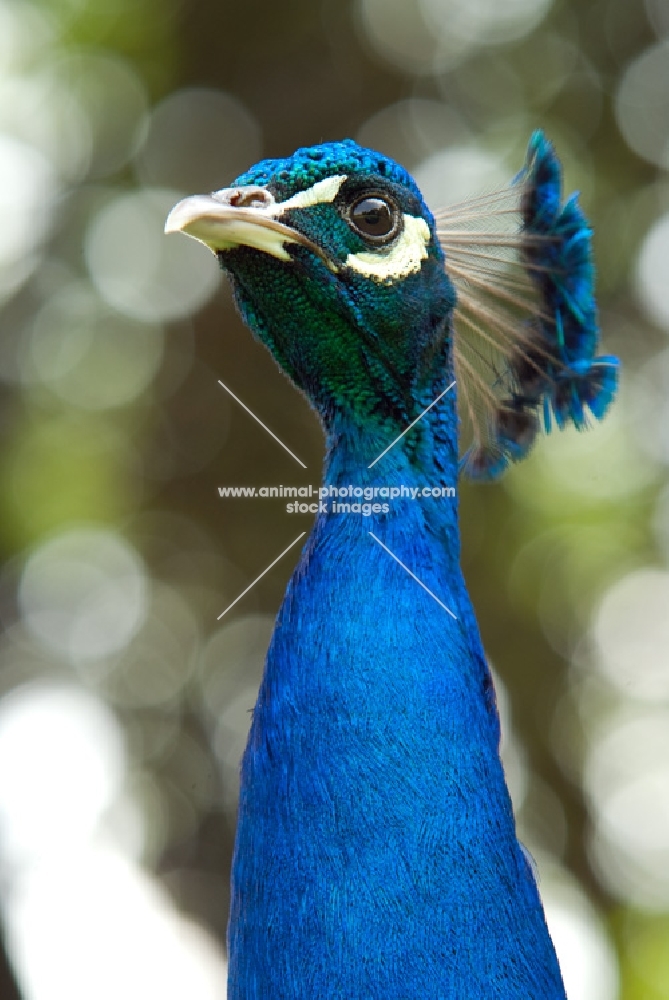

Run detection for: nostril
[[215, 186, 275, 210]]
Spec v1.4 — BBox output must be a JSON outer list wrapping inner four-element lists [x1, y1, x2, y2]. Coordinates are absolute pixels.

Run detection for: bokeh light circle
[[421, 0, 554, 49], [47, 50, 149, 179], [585, 707, 669, 908], [0, 131, 57, 297], [0, 682, 125, 866], [357, 0, 450, 76], [615, 41, 669, 169], [19, 527, 148, 663], [0, 71, 91, 182], [85, 188, 221, 322], [592, 568, 669, 700], [414, 144, 506, 211], [0, 0, 53, 73], [25, 281, 164, 409], [630, 347, 669, 464], [356, 100, 469, 171], [93, 583, 201, 709], [136, 87, 262, 193], [636, 210, 669, 331], [5, 843, 229, 1000], [357, 0, 554, 75]]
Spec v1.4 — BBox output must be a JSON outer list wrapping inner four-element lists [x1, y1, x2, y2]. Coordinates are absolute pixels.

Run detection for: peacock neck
[[316, 361, 462, 563], [252, 371, 500, 778], [227, 367, 566, 1000]]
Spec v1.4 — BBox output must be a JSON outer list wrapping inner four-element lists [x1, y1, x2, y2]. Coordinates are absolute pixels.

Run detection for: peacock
[[165, 132, 618, 999]]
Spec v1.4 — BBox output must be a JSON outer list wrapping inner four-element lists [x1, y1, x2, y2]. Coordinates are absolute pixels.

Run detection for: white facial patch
[[207, 175, 348, 217], [278, 175, 348, 213], [344, 214, 431, 283]]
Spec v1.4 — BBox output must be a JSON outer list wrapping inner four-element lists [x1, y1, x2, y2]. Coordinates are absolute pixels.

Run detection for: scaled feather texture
[[166, 132, 619, 999]]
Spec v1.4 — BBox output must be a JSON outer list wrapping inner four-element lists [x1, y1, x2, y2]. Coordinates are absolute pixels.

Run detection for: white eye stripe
[[208, 175, 348, 219], [344, 215, 431, 282], [278, 175, 348, 212]]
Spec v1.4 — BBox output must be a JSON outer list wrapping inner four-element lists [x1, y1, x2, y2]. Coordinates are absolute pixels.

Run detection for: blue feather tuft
[[520, 130, 562, 230], [517, 131, 613, 431], [550, 355, 620, 428], [460, 444, 509, 481]]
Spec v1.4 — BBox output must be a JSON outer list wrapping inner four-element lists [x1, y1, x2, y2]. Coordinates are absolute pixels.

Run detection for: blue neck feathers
[[227, 375, 567, 999]]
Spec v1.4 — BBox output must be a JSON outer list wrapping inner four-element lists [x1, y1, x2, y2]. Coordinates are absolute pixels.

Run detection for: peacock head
[[166, 132, 619, 479], [165, 140, 455, 433]]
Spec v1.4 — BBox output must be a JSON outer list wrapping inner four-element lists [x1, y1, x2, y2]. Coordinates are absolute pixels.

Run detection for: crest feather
[[435, 130, 619, 481]]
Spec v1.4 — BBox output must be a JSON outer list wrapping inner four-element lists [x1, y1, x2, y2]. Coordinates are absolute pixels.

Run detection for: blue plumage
[[165, 131, 619, 998]]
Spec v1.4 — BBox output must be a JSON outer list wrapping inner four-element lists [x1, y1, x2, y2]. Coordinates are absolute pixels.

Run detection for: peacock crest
[[438, 130, 619, 480]]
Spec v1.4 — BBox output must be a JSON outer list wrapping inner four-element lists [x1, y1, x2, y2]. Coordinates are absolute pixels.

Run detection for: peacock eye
[[347, 195, 400, 243]]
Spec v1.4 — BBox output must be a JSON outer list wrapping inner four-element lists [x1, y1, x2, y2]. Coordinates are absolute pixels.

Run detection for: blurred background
[[0, 0, 667, 996]]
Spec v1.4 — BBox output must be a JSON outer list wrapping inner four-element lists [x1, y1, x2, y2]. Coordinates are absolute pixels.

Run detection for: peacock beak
[[164, 185, 329, 265]]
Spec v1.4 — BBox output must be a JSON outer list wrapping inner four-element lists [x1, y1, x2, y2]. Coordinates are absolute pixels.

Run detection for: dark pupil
[[351, 197, 394, 238]]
